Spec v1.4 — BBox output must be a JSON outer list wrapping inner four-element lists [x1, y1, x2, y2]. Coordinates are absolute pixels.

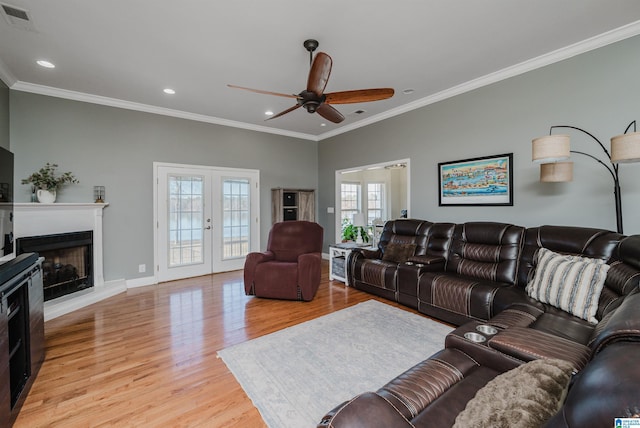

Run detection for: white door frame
[[153, 162, 260, 283], [334, 158, 410, 243]]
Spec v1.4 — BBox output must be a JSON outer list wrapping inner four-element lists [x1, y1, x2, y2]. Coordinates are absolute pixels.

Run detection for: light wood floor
[[14, 261, 418, 427]]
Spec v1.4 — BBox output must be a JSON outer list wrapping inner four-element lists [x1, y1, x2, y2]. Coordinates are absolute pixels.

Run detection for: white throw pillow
[[526, 248, 609, 324]]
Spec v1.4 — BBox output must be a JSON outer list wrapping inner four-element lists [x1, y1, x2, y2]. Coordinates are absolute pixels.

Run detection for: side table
[[329, 243, 375, 285]]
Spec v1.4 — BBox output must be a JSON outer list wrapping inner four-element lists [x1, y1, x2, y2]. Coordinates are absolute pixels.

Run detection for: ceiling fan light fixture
[[304, 101, 320, 113]]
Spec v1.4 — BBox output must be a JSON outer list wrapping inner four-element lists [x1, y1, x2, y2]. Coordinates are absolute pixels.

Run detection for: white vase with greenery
[[36, 189, 57, 203], [21, 163, 79, 203]]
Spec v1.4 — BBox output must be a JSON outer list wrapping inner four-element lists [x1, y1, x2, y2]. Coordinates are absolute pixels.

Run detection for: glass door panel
[[222, 178, 250, 260], [169, 175, 204, 267], [156, 164, 259, 282], [157, 166, 212, 282]]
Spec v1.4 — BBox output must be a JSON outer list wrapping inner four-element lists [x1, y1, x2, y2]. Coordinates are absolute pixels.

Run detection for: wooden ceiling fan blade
[[227, 84, 300, 99], [316, 104, 344, 123], [307, 52, 332, 97], [325, 88, 395, 104], [265, 104, 302, 121]]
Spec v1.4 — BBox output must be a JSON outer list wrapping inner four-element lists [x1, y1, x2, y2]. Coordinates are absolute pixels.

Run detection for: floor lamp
[[532, 121, 640, 234]]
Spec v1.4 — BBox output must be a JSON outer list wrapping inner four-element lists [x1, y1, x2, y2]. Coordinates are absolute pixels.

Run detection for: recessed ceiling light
[[402, 88, 415, 95], [265, 111, 274, 116], [163, 88, 176, 95], [320, 123, 326, 127], [36, 60, 55, 69]]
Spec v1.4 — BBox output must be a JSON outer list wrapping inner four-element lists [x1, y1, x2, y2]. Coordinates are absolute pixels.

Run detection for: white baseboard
[[126, 275, 157, 288], [322, 252, 330, 260], [44, 279, 127, 322]]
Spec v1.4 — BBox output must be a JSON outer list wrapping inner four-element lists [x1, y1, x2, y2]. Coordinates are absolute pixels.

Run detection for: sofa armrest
[[298, 252, 322, 301], [317, 392, 413, 428], [351, 247, 381, 259], [444, 322, 522, 373], [545, 341, 640, 428], [589, 289, 640, 355], [246, 250, 275, 264], [243, 250, 275, 294], [405, 255, 446, 275], [397, 257, 446, 308], [488, 327, 590, 372], [407, 255, 445, 266]]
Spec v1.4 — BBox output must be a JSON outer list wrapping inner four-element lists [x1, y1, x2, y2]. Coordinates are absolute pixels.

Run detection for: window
[[341, 182, 361, 224], [168, 175, 204, 266], [367, 182, 385, 224], [222, 178, 250, 259]]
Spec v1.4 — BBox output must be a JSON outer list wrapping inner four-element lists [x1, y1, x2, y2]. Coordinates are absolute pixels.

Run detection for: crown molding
[[317, 20, 640, 141], [0, 58, 17, 86], [8, 20, 640, 142], [10, 82, 319, 141]]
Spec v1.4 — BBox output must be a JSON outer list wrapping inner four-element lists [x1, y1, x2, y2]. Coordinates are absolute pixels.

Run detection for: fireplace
[[17, 231, 93, 301], [12, 203, 115, 321]]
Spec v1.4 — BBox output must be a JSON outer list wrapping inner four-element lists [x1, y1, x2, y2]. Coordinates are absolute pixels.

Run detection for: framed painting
[[438, 153, 513, 206]]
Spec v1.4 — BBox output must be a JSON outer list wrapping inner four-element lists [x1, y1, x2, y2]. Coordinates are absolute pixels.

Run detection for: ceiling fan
[[228, 39, 394, 124]]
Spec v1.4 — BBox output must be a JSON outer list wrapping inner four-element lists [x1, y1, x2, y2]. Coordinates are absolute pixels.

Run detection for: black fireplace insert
[[16, 231, 93, 301]]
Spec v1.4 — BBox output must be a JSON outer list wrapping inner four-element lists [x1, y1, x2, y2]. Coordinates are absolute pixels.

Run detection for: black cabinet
[[271, 188, 315, 224], [282, 192, 297, 207], [7, 282, 29, 409], [0, 295, 9, 428], [0, 253, 44, 426]]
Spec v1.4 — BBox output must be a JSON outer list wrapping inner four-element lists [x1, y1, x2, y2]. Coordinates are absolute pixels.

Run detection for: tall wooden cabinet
[[271, 188, 315, 224]]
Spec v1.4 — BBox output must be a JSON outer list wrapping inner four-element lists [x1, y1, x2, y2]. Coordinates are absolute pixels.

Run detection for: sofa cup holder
[[464, 332, 487, 343], [476, 324, 498, 335]]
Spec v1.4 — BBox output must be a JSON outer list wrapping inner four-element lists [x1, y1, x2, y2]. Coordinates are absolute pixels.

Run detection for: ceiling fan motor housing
[[298, 90, 325, 113]]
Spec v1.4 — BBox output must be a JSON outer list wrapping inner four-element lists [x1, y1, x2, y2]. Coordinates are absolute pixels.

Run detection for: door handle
[[204, 225, 211, 230]]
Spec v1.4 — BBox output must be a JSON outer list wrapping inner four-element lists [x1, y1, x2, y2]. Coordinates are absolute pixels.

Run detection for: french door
[[154, 163, 260, 282]]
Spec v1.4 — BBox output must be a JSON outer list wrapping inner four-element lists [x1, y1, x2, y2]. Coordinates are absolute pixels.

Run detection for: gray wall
[[9, 33, 640, 281], [10, 92, 317, 281], [318, 35, 640, 250], [0, 78, 8, 150]]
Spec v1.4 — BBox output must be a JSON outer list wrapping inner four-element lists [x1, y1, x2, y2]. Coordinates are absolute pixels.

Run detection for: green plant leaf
[[21, 163, 79, 191]]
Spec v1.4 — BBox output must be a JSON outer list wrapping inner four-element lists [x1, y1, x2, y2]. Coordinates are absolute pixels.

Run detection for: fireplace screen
[[16, 231, 93, 301]]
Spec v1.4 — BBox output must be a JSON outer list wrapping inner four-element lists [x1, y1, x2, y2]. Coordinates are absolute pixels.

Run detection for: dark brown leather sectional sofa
[[319, 219, 640, 427]]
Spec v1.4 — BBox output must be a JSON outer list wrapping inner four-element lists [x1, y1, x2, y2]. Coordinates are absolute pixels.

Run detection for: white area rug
[[217, 299, 453, 427]]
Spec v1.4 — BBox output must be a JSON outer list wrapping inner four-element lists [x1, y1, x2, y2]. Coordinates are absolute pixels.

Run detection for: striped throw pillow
[[526, 248, 609, 324]]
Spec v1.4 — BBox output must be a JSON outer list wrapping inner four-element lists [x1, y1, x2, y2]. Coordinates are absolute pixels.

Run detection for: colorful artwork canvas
[[438, 153, 513, 206]]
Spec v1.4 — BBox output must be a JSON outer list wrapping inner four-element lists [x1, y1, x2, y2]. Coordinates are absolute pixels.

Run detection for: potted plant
[[341, 218, 370, 243], [22, 163, 79, 203]]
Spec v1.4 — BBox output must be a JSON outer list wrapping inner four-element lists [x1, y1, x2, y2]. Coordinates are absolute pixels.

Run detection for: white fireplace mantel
[[14, 203, 124, 321]]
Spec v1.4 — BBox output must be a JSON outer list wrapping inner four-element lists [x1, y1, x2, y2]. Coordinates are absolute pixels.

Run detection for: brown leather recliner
[[348, 219, 455, 302], [417, 222, 525, 325], [244, 221, 323, 301]]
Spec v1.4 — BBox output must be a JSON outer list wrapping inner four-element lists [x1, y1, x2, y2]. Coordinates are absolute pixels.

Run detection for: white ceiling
[[1, 1, 640, 141]]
